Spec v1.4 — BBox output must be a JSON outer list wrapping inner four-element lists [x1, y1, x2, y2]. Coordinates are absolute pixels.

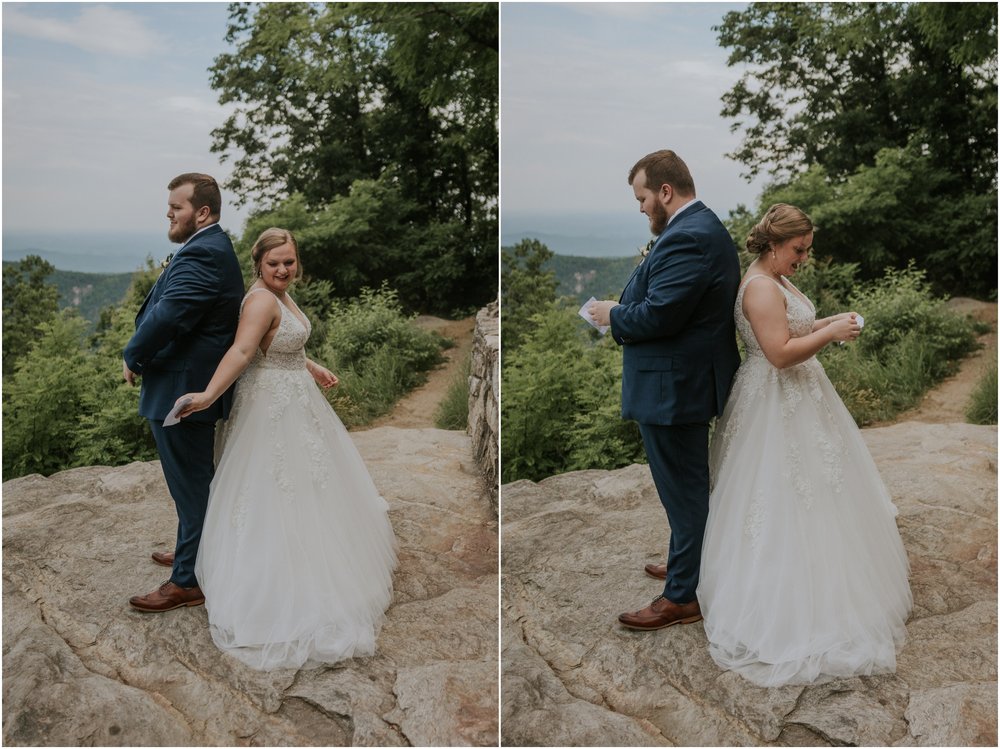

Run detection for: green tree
[[719, 2, 997, 297], [3, 311, 93, 477], [500, 239, 558, 351], [717, 2, 997, 185], [2, 255, 60, 375], [733, 147, 997, 297], [210, 2, 498, 315]]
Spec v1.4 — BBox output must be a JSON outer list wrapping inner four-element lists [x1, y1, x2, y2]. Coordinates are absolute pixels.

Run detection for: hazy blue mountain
[[4, 230, 180, 274], [502, 212, 651, 258]]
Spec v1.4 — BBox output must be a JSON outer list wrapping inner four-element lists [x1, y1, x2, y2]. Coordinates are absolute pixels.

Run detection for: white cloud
[[3, 4, 166, 58]]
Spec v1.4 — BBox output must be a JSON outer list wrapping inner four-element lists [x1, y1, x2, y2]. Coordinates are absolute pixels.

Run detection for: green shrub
[[966, 358, 998, 425], [815, 263, 978, 425], [846, 263, 977, 363], [501, 302, 644, 483], [434, 352, 471, 430], [501, 261, 982, 483], [316, 285, 448, 427], [3, 311, 94, 477], [1, 280, 447, 477]]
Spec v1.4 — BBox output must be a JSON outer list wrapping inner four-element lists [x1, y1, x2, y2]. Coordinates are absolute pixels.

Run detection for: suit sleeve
[[123, 245, 220, 372], [609, 231, 709, 344]]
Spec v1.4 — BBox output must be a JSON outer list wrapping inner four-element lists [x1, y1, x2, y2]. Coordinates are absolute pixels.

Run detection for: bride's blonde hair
[[745, 204, 815, 256], [251, 227, 303, 280]]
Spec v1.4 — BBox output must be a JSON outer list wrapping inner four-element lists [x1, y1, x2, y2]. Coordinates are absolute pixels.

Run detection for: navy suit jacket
[[123, 224, 245, 423], [609, 201, 741, 425]]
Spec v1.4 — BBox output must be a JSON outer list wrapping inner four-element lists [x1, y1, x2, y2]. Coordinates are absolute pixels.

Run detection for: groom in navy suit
[[590, 150, 740, 629], [123, 173, 244, 612]]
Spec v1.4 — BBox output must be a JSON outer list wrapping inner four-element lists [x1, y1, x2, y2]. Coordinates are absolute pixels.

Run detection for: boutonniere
[[161, 252, 174, 269], [638, 238, 655, 262]]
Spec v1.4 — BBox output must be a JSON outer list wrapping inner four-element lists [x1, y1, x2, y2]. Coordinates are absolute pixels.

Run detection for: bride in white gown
[[698, 204, 912, 687], [175, 227, 396, 670]]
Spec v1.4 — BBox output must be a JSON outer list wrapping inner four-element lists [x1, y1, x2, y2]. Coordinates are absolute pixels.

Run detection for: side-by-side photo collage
[[2, 2, 996, 747]]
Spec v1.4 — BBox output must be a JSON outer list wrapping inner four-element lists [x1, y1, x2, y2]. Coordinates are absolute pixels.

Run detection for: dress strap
[[739, 274, 784, 295], [240, 286, 280, 314]]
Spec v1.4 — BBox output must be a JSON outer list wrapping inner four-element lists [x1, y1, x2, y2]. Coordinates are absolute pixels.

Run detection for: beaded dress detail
[[196, 288, 397, 670], [697, 275, 911, 687]]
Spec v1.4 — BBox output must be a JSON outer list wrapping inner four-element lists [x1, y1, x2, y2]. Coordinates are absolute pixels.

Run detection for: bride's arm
[[812, 312, 854, 332], [743, 283, 860, 369], [174, 295, 278, 418], [305, 357, 338, 389]]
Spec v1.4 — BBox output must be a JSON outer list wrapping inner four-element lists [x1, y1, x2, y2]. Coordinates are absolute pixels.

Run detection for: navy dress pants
[[638, 422, 710, 604], [148, 419, 216, 588]]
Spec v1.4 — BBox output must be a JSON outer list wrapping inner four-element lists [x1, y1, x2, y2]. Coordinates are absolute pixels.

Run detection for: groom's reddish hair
[[628, 150, 696, 197], [168, 173, 222, 219]]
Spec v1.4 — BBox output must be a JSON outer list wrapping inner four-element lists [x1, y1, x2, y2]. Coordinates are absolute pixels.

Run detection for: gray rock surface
[[502, 422, 997, 746], [3, 427, 498, 747]]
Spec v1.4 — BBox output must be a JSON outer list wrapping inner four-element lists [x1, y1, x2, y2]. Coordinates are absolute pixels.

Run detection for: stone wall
[[468, 297, 499, 515]]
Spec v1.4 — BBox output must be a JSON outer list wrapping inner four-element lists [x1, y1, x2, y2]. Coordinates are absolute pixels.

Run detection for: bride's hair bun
[[745, 204, 815, 256]]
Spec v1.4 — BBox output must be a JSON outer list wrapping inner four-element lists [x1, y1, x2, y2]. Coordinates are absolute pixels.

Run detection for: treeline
[[717, 3, 997, 298]]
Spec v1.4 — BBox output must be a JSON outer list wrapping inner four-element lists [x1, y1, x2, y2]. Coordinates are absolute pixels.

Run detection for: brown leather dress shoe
[[618, 595, 702, 630], [151, 550, 174, 568], [129, 581, 205, 613], [644, 563, 667, 580]]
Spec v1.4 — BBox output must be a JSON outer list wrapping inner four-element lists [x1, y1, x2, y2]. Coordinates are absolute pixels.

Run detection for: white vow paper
[[163, 397, 193, 427], [578, 297, 609, 335]]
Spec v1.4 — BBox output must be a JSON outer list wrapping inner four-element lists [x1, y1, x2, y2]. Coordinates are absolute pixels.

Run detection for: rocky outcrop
[[468, 298, 499, 516], [502, 422, 997, 746], [3, 427, 498, 747]]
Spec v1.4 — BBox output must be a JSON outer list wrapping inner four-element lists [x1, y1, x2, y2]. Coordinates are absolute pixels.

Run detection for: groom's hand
[[123, 359, 138, 386], [588, 300, 618, 327]]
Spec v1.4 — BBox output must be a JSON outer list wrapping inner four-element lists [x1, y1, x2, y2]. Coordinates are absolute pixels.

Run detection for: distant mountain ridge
[[501, 212, 649, 258], [2, 261, 135, 329], [546, 254, 638, 304]]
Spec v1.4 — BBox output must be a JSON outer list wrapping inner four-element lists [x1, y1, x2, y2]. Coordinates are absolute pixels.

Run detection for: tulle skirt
[[196, 362, 397, 670], [698, 355, 912, 687]]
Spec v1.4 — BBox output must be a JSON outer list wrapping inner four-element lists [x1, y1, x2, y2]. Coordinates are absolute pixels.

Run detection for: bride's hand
[[308, 362, 339, 389], [175, 392, 210, 419], [827, 313, 861, 343]]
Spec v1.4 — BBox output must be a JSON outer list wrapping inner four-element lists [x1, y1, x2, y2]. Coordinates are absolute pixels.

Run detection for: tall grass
[[966, 356, 998, 425], [434, 352, 472, 430]]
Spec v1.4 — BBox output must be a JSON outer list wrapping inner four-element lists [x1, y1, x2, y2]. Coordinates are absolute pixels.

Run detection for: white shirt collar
[[667, 199, 697, 227]]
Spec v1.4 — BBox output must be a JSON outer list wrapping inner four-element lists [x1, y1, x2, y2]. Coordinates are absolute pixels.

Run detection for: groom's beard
[[648, 201, 668, 235], [168, 214, 198, 244]]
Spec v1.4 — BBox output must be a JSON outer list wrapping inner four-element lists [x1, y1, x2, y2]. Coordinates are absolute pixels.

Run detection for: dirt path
[[887, 298, 996, 424], [361, 315, 476, 430]]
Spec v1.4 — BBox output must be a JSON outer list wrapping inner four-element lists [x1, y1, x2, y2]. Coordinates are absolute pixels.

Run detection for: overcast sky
[[3, 2, 769, 247], [3, 2, 251, 235], [501, 2, 769, 231]]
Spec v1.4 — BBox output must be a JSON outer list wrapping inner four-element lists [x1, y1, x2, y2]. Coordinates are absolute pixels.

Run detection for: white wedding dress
[[698, 275, 912, 687], [195, 288, 397, 671]]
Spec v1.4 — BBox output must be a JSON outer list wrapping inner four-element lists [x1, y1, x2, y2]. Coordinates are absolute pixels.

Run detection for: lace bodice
[[238, 288, 312, 371], [735, 275, 816, 358]]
